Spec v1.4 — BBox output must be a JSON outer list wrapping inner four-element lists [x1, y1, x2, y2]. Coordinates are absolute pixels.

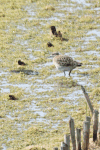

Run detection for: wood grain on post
[[98, 108, 100, 141], [69, 117, 76, 150], [64, 134, 70, 150], [53, 148, 58, 150], [86, 116, 91, 126], [76, 128, 81, 150], [93, 109, 98, 142], [86, 116, 91, 133], [60, 147, 68, 150], [81, 85, 93, 115], [60, 142, 68, 150], [83, 121, 90, 150]]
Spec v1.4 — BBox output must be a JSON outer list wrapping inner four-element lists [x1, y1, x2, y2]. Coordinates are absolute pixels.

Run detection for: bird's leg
[[69, 70, 72, 76], [64, 71, 66, 76]]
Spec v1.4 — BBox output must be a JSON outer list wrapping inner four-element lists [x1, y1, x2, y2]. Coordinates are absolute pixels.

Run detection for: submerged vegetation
[[0, 0, 100, 149]]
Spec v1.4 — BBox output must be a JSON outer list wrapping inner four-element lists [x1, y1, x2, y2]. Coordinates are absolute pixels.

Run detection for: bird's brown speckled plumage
[[52, 53, 82, 76], [54, 55, 81, 67]]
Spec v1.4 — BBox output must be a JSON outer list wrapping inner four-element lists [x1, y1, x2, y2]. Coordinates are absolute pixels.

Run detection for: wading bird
[[50, 52, 82, 76]]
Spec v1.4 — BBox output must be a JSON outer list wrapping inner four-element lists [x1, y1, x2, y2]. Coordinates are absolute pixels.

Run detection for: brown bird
[[57, 31, 62, 41], [50, 26, 58, 37], [47, 42, 54, 47], [9, 95, 18, 100], [18, 60, 26, 66], [50, 52, 82, 76], [50, 26, 63, 40]]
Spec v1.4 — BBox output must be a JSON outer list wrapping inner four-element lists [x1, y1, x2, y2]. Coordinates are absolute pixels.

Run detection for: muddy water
[[0, 0, 100, 149]]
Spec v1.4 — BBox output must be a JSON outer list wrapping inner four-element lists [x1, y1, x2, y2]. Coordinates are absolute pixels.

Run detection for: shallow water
[[1, 0, 100, 149]]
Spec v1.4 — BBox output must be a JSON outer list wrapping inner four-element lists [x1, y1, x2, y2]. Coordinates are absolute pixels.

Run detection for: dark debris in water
[[10, 69, 39, 75], [9, 95, 18, 100], [47, 42, 54, 47], [18, 60, 26, 66], [62, 37, 69, 41]]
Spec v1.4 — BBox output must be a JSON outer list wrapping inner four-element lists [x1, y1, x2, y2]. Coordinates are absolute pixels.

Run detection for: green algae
[[0, 0, 100, 149]]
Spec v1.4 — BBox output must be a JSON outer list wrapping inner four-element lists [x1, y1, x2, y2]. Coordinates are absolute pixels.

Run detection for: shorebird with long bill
[[50, 52, 82, 76]]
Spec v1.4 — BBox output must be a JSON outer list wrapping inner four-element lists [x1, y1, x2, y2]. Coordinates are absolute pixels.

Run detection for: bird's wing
[[56, 55, 74, 66]]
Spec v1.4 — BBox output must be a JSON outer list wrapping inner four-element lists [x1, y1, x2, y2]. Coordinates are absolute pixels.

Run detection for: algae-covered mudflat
[[0, 0, 100, 149]]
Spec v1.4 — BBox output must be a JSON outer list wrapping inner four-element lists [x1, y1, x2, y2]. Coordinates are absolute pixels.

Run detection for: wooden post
[[60, 147, 67, 150], [76, 128, 81, 150], [86, 116, 91, 126], [98, 108, 100, 141], [60, 142, 68, 150], [93, 109, 98, 142], [69, 117, 76, 150], [64, 134, 70, 150], [83, 121, 90, 150], [53, 148, 58, 150], [81, 85, 93, 115], [86, 116, 91, 133]]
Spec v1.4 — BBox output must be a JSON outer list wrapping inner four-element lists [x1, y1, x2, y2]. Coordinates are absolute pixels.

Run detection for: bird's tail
[[77, 62, 82, 66], [74, 61, 82, 66]]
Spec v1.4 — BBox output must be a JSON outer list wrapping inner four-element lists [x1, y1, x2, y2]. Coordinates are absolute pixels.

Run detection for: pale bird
[[50, 52, 82, 76]]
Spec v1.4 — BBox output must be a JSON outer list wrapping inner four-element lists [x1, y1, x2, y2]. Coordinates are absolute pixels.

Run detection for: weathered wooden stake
[[86, 116, 91, 126], [93, 109, 98, 142], [98, 108, 100, 141], [53, 148, 58, 150], [86, 116, 91, 133], [83, 121, 90, 150], [81, 85, 93, 115], [60, 142, 68, 150], [69, 117, 76, 150], [60, 147, 67, 150], [64, 134, 70, 150], [76, 128, 81, 150]]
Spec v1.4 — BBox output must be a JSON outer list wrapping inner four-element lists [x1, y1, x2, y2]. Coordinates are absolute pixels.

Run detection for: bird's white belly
[[55, 63, 73, 72]]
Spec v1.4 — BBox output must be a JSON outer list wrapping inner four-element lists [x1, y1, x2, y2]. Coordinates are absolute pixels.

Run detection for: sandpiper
[[50, 52, 82, 76]]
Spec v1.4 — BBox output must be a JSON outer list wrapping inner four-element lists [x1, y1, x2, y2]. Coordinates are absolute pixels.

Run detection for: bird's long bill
[[48, 55, 54, 58]]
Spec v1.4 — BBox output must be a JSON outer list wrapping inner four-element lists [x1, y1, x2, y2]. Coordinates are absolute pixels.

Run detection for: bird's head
[[49, 52, 60, 58]]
